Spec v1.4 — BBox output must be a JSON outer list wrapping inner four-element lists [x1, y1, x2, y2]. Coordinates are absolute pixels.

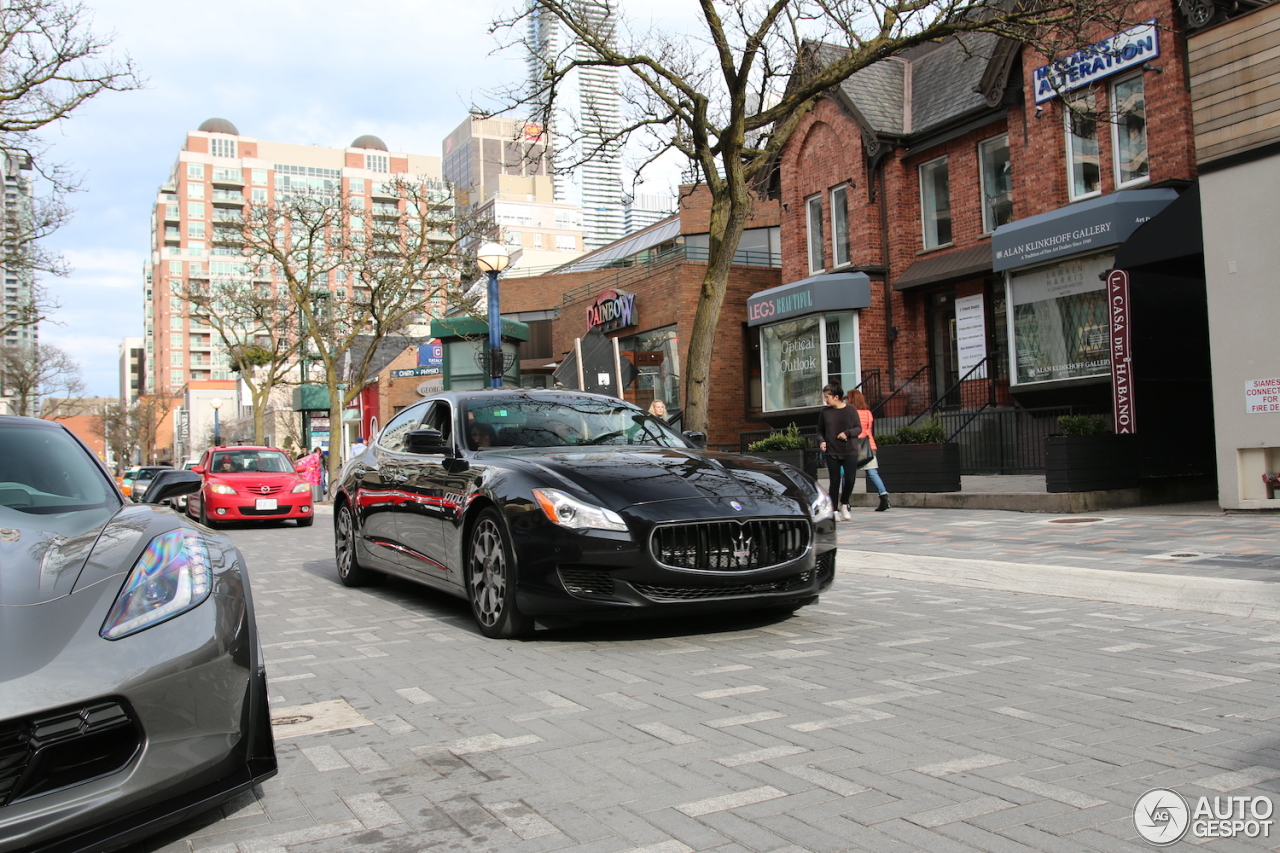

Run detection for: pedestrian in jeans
[[847, 388, 891, 511], [816, 382, 862, 521]]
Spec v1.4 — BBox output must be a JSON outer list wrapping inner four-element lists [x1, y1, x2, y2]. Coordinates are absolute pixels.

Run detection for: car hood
[[0, 503, 159, 607], [497, 446, 811, 512]]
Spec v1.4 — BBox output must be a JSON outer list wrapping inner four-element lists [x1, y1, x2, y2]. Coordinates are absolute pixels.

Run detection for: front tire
[[335, 502, 380, 587], [199, 499, 217, 529], [466, 509, 533, 639]]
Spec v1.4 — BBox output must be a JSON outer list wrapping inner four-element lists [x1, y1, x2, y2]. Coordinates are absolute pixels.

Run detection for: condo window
[[1065, 94, 1101, 200], [210, 138, 236, 158], [979, 135, 1013, 233], [365, 154, 389, 173], [187, 163, 204, 180], [252, 169, 268, 186], [1112, 74, 1148, 187], [919, 156, 951, 249], [805, 195, 824, 273], [830, 186, 850, 267]]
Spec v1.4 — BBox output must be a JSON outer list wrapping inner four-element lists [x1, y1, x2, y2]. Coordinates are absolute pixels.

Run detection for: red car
[[187, 445, 315, 527]]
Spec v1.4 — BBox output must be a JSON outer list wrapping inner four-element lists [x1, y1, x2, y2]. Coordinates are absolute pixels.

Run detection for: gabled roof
[[809, 31, 1009, 143]]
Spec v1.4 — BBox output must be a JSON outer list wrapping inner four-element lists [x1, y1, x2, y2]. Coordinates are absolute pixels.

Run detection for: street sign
[[391, 367, 442, 378]]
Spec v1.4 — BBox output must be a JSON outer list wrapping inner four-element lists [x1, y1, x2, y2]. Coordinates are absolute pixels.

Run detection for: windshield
[[462, 396, 689, 451], [0, 422, 121, 521], [210, 449, 296, 474]]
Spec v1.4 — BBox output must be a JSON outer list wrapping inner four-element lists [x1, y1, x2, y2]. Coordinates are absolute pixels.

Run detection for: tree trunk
[[681, 182, 752, 437]]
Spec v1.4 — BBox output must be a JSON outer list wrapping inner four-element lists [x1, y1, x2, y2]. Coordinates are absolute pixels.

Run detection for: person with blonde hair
[[648, 399, 668, 420], [848, 388, 891, 511]]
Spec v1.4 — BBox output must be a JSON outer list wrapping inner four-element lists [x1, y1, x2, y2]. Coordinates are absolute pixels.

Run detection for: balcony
[[210, 190, 245, 206], [210, 169, 244, 187], [163, 205, 180, 222]]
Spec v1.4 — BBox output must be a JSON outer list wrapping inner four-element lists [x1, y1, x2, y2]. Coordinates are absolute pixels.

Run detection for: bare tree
[[93, 398, 134, 471], [0, 0, 142, 336], [224, 178, 483, 482], [492, 0, 1136, 433], [132, 394, 177, 467], [0, 340, 84, 416], [178, 274, 303, 445]]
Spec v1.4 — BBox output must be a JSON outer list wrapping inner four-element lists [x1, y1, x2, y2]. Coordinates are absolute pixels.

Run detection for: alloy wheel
[[469, 518, 507, 628]]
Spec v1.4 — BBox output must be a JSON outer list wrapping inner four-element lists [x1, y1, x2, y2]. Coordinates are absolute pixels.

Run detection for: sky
[[34, 0, 700, 397]]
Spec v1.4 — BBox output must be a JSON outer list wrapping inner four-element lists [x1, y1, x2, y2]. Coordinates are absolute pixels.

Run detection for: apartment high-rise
[[527, 1, 626, 251], [145, 118, 445, 397], [0, 153, 35, 416], [442, 115, 552, 209], [119, 336, 144, 407]]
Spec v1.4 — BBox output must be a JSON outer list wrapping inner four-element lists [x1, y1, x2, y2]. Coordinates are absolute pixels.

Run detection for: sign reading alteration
[[1033, 21, 1160, 104]]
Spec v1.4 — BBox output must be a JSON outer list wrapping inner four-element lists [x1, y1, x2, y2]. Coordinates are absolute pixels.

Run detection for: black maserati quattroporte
[[332, 390, 837, 638]]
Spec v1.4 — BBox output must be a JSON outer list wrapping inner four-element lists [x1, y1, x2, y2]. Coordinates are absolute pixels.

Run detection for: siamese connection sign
[[1033, 20, 1159, 104]]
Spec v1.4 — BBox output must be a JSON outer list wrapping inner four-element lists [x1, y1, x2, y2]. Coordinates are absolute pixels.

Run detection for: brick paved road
[[136, 511, 1280, 853]]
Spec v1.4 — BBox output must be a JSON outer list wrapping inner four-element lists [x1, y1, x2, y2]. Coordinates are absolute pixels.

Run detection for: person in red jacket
[[848, 389, 891, 511]]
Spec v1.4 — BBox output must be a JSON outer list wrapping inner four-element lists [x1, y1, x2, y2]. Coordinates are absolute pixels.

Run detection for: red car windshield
[[210, 451, 294, 474]]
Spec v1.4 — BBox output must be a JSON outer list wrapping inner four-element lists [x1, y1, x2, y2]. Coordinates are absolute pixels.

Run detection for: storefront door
[[928, 291, 959, 406]]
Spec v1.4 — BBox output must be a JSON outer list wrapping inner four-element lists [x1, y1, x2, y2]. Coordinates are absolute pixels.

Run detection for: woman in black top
[[816, 382, 862, 521]]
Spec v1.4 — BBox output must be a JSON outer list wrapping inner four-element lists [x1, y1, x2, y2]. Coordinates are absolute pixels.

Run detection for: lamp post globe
[[476, 242, 510, 388], [210, 397, 223, 448]]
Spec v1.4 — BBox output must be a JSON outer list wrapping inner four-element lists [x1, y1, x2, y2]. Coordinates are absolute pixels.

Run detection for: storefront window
[[620, 325, 681, 413], [1009, 254, 1112, 385], [919, 157, 951, 249], [1112, 74, 1148, 187], [760, 312, 859, 411], [1066, 95, 1101, 200]]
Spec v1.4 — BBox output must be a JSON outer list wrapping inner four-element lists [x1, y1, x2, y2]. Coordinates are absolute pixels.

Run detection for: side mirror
[[406, 428, 448, 453], [139, 470, 202, 505], [192, 465, 206, 474], [682, 430, 708, 449]]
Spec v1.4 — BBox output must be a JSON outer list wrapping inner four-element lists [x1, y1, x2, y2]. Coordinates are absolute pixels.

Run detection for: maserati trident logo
[[729, 500, 743, 511], [732, 526, 753, 564]]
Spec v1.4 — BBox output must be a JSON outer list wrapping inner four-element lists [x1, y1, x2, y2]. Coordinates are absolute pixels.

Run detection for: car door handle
[[393, 473, 409, 482]]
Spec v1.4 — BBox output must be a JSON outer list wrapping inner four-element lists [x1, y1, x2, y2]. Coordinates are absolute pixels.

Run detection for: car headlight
[[210, 483, 236, 494], [532, 488, 628, 532], [100, 529, 213, 640], [292, 483, 311, 493], [811, 482, 835, 522]]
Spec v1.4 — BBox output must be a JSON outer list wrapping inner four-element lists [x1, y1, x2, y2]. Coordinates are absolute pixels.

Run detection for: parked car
[[187, 445, 314, 527], [332, 389, 838, 638], [0, 416, 276, 851], [118, 465, 172, 499]]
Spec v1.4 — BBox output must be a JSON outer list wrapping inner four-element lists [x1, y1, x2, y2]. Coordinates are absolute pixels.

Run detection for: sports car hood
[[0, 503, 156, 607], [503, 446, 812, 512]]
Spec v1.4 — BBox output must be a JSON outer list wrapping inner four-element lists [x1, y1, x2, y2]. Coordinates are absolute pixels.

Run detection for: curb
[[836, 549, 1280, 622], [843, 490, 1146, 513]]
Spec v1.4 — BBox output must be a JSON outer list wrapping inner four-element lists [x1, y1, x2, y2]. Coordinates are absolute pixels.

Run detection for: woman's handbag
[[853, 436, 874, 468]]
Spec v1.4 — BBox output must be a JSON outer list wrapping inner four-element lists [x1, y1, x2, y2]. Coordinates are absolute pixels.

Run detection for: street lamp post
[[210, 397, 223, 448], [476, 242, 511, 389]]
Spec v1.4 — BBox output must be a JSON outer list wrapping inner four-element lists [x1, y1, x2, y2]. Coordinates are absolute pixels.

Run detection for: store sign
[[418, 340, 443, 367], [1108, 270, 1136, 433], [1246, 378, 1280, 414], [1033, 20, 1159, 104], [955, 294, 987, 379], [746, 271, 872, 327], [391, 367, 441, 378], [993, 189, 1177, 271], [586, 288, 637, 333]]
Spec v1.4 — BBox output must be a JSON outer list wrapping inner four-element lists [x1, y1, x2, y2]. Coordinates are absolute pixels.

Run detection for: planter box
[[1045, 434, 1140, 493], [872, 443, 961, 493]]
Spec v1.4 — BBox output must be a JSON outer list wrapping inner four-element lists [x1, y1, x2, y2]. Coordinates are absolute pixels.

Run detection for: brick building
[[770, 2, 1208, 478]]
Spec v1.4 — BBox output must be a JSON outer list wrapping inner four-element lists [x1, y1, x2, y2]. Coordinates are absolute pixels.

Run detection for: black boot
[[876, 494, 891, 512]]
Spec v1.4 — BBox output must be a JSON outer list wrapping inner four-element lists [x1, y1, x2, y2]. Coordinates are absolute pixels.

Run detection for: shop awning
[[746, 271, 872, 327], [992, 188, 1179, 272], [1114, 183, 1202, 275], [893, 244, 993, 291]]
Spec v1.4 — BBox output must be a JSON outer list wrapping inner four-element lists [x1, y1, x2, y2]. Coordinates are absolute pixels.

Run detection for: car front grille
[[0, 699, 142, 807], [633, 571, 813, 602], [243, 484, 283, 496], [558, 568, 615, 600], [650, 519, 810, 572]]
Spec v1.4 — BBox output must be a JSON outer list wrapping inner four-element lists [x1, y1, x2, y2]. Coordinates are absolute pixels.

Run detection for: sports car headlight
[[100, 529, 213, 640], [532, 488, 628, 532], [210, 483, 236, 495], [292, 483, 311, 493], [811, 483, 835, 522]]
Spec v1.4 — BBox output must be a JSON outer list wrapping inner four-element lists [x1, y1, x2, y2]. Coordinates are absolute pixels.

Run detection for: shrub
[[1057, 414, 1109, 436], [747, 423, 808, 452], [892, 417, 947, 445]]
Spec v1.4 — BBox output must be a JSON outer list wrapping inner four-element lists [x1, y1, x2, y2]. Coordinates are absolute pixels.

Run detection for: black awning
[[893, 244, 994, 291], [1114, 183, 1203, 276]]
